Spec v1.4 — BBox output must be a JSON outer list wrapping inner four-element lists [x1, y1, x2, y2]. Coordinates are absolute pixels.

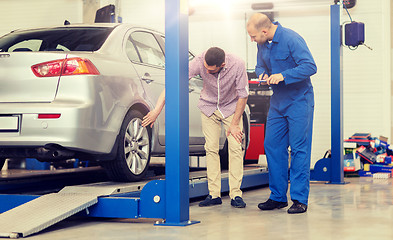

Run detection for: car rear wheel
[[219, 117, 248, 170], [103, 110, 151, 182]]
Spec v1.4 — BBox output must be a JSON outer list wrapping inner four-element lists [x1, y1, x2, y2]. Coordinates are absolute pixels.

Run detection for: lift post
[[160, 0, 198, 226], [310, 3, 346, 183]]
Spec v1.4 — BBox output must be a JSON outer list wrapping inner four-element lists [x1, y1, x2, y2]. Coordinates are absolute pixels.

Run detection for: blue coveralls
[[255, 23, 317, 205]]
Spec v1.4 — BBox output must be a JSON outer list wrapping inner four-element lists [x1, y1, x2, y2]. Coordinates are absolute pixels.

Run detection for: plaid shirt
[[189, 52, 249, 118]]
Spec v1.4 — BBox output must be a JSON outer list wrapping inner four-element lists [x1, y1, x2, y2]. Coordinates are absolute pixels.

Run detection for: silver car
[[0, 23, 250, 182]]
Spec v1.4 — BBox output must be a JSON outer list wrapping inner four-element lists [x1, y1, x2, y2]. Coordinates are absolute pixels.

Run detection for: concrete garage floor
[[26, 177, 393, 240]]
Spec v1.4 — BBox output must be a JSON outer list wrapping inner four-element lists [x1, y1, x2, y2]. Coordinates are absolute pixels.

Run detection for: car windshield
[[0, 27, 114, 52]]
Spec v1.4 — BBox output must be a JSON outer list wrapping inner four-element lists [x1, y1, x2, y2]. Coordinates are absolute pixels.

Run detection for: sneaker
[[231, 196, 246, 208], [199, 195, 222, 207], [287, 200, 307, 214], [258, 199, 288, 210]]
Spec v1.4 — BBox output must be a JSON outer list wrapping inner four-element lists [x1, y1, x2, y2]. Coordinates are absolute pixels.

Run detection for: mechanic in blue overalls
[[247, 13, 317, 214]]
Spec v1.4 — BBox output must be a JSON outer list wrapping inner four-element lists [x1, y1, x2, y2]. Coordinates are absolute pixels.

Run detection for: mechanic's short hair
[[205, 47, 225, 67], [252, 13, 272, 31]]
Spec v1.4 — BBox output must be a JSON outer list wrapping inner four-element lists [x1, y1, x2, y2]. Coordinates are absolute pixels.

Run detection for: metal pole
[[330, 3, 345, 184], [162, 0, 198, 226]]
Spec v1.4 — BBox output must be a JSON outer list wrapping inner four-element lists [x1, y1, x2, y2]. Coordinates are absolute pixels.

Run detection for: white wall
[[119, 0, 164, 31], [0, 0, 83, 36]]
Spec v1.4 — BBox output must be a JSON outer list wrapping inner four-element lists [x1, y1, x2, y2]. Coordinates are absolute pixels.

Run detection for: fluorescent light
[[251, 3, 274, 10]]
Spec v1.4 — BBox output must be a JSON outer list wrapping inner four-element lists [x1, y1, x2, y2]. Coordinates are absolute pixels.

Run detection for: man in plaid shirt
[[142, 47, 249, 208]]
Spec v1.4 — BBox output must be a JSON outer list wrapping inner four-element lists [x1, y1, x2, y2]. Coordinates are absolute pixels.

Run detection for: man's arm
[[281, 35, 317, 85], [189, 54, 202, 79], [227, 97, 248, 143], [255, 44, 269, 81], [266, 35, 316, 85], [228, 59, 249, 143]]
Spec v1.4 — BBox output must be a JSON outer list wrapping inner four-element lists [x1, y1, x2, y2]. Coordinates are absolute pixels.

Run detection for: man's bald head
[[247, 13, 272, 31], [246, 13, 276, 45]]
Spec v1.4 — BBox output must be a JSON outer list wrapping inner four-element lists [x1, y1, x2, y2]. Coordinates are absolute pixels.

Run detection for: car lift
[[0, 166, 268, 238], [0, 0, 269, 238]]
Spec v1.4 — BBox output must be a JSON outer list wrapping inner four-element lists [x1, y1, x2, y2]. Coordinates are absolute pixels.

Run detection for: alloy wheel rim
[[124, 118, 150, 175]]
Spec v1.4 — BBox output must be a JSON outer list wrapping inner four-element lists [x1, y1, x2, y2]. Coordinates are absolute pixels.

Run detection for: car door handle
[[141, 73, 154, 84]]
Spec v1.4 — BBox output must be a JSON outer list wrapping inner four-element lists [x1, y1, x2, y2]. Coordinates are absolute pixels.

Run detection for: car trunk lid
[[0, 52, 67, 103]]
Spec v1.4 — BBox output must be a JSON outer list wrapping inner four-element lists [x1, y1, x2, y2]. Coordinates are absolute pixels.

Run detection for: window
[[189, 52, 195, 61], [9, 39, 42, 52], [0, 27, 114, 52], [125, 37, 141, 62], [130, 32, 165, 67], [160, 36, 195, 61]]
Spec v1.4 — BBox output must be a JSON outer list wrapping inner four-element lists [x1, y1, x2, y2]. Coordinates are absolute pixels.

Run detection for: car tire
[[103, 110, 151, 182], [219, 116, 248, 170]]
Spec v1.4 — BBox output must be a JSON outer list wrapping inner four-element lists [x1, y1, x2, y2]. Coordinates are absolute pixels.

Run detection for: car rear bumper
[[0, 101, 120, 156]]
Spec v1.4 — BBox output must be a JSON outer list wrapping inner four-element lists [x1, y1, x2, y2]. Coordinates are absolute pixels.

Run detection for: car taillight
[[31, 58, 100, 77]]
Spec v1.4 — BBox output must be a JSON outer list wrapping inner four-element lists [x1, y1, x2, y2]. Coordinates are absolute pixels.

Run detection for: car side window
[[9, 39, 42, 52], [125, 37, 141, 63], [160, 36, 195, 61], [54, 44, 69, 51], [189, 53, 195, 61], [130, 31, 165, 67]]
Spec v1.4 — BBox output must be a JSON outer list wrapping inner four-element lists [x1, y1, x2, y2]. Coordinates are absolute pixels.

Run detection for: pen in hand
[[258, 71, 266, 86]]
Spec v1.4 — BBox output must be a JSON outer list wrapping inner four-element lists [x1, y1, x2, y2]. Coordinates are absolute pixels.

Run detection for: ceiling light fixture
[[251, 2, 274, 10]]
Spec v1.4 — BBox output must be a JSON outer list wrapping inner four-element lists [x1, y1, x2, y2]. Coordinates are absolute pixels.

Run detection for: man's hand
[[227, 124, 243, 144], [142, 91, 165, 128], [266, 73, 284, 85], [258, 72, 268, 85], [259, 73, 268, 81], [142, 110, 160, 128]]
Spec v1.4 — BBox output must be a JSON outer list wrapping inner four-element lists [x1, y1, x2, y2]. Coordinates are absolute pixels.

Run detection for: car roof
[[7, 23, 119, 33], [7, 23, 163, 34]]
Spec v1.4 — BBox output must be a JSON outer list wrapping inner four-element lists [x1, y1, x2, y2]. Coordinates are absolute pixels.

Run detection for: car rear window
[[0, 27, 114, 52]]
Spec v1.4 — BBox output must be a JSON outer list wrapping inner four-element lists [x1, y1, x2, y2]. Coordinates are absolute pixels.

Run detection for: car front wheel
[[103, 110, 151, 182]]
